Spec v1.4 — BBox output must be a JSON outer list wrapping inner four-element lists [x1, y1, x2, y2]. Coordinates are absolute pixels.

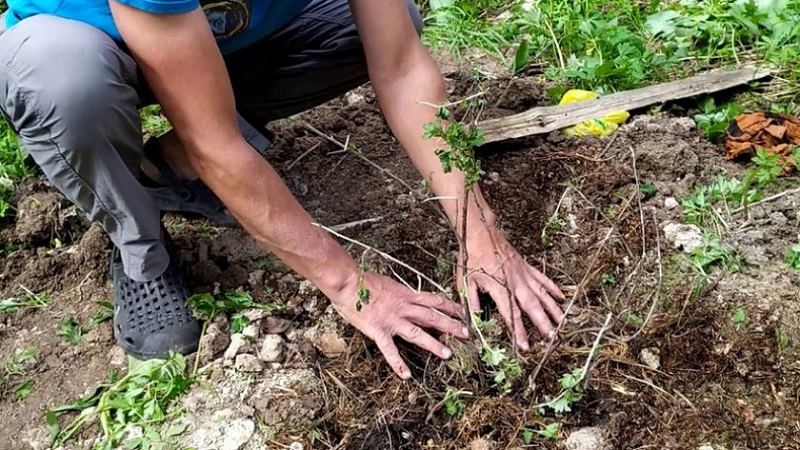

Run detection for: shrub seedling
[[2, 347, 37, 400], [785, 237, 800, 271], [46, 353, 194, 450], [57, 317, 84, 346], [0, 287, 51, 314]]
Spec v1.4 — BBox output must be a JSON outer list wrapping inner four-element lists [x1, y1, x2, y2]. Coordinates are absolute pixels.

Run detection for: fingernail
[[442, 348, 453, 359], [461, 327, 469, 338], [548, 330, 556, 340], [518, 340, 530, 351]]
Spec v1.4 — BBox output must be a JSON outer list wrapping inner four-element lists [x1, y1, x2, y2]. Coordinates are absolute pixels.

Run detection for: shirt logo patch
[[201, 0, 252, 39]]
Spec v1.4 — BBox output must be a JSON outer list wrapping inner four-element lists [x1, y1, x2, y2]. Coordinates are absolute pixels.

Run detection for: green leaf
[[15, 379, 35, 399], [639, 183, 658, 198], [45, 410, 61, 444], [522, 428, 534, 444], [513, 40, 530, 74], [731, 308, 747, 327], [230, 313, 249, 334], [646, 11, 682, 37], [164, 422, 188, 438]]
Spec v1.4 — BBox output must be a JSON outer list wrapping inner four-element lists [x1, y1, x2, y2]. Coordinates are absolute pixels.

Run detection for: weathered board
[[478, 67, 772, 143]]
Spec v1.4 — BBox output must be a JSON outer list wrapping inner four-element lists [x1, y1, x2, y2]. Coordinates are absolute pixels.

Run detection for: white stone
[[289, 443, 304, 450], [234, 354, 264, 373], [662, 222, 704, 253], [664, 197, 680, 209], [224, 334, 250, 362], [242, 323, 260, 340], [566, 427, 609, 450], [298, 280, 317, 295], [181, 409, 254, 450], [639, 348, 661, 370], [258, 335, 284, 363]]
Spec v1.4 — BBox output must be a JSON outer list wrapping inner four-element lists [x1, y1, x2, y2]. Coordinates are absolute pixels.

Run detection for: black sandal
[[111, 230, 201, 360], [141, 138, 239, 227]]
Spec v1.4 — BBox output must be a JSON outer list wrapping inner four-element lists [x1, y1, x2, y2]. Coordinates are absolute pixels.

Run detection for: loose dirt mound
[[0, 73, 798, 450]]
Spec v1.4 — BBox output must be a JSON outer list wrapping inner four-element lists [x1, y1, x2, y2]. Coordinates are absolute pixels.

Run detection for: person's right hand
[[330, 272, 469, 379]]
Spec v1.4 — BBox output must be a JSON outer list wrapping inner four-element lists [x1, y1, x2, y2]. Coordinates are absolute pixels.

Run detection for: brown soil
[[1, 71, 798, 450]]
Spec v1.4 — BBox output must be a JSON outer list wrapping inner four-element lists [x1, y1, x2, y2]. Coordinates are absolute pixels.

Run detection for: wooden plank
[[477, 67, 772, 143]]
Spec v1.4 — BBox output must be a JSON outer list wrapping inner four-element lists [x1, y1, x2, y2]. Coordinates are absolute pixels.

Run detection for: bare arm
[[350, 0, 565, 345], [109, 1, 466, 378], [108, 3, 358, 300]]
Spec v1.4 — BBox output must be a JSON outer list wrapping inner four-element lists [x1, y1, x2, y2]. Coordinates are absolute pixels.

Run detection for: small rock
[[198, 321, 231, 364], [242, 308, 269, 322], [639, 348, 661, 370], [698, 445, 727, 450], [234, 354, 264, 373], [470, 438, 493, 450], [180, 409, 255, 450], [108, 346, 127, 367], [246, 368, 323, 428], [261, 317, 292, 335], [664, 197, 679, 209], [224, 334, 251, 362], [303, 296, 319, 313], [755, 417, 779, 428], [258, 335, 284, 363], [314, 331, 347, 358], [289, 443, 304, 450], [566, 427, 609, 450], [346, 92, 366, 106], [298, 280, 317, 295], [662, 222, 704, 253], [247, 270, 265, 288], [242, 323, 260, 340], [488, 172, 500, 182]]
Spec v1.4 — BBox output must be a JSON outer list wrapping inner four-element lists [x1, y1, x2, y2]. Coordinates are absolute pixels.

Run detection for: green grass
[[423, 0, 800, 107], [0, 119, 35, 218]]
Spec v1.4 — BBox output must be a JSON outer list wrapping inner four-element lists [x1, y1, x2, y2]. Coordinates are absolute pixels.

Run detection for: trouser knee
[[0, 14, 168, 281]]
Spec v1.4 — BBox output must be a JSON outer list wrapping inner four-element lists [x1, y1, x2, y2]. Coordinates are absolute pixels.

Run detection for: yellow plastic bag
[[559, 90, 630, 138]]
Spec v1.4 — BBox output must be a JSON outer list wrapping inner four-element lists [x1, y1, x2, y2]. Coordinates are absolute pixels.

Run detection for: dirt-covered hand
[[330, 272, 469, 379], [461, 227, 565, 349]]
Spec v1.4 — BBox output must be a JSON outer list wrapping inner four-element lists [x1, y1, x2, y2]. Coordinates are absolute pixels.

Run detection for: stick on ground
[[478, 67, 772, 143]]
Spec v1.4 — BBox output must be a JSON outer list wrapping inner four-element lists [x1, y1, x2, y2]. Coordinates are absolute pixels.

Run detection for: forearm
[[110, 3, 359, 298], [199, 141, 359, 297], [372, 50, 496, 235]]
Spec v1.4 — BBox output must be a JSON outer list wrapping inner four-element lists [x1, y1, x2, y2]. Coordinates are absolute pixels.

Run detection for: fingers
[[374, 333, 411, 379], [397, 323, 453, 360], [413, 291, 465, 319], [487, 282, 529, 351], [530, 266, 566, 300], [405, 304, 469, 339], [518, 289, 555, 339], [527, 268, 565, 324]]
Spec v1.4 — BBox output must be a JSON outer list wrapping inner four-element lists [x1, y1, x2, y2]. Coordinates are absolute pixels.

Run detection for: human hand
[[460, 225, 565, 350], [330, 272, 469, 379]]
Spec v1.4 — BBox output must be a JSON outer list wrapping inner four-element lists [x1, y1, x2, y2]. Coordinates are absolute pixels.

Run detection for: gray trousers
[[0, 0, 422, 282]]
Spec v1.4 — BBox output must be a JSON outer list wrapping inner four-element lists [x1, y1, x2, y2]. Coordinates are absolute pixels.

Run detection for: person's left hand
[[459, 224, 566, 349]]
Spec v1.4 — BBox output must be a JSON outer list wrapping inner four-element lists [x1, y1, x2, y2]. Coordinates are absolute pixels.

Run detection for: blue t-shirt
[[4, 0, 312, 54]]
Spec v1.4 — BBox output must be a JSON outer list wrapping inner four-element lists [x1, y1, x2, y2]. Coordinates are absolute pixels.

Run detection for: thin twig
[[286, 142, 321, 171], [313, 223, 447, 294], [581, 313, 614, 391], [626, 211, 664, 341], [330, 217, 384, 232], [529, 198, 630, 385], [597, 131, 620, 159], [730, 187, 800, 214], [302, 122, 350, 150], [630, 146, 647, 256], [418, 91, 486, 110]]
